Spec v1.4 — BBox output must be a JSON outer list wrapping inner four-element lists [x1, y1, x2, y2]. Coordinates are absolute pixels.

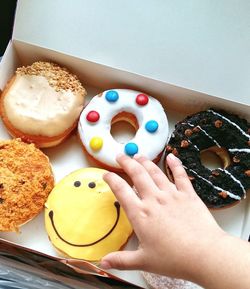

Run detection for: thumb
[[100, 250, 143, 270]]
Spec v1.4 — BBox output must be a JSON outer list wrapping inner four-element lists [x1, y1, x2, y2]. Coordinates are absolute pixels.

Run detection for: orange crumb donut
[[78, 89, 169, 171], [0, 139, 54, 232], [0, 61, 87, 148]]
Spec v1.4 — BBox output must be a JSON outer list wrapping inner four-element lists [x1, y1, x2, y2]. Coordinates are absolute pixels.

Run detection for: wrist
[[185, 232, 250, 289], [182, 229, 229, 284]]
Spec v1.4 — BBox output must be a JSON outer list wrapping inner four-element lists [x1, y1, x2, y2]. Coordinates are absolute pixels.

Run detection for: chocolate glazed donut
[[165, 109, 250, 209]]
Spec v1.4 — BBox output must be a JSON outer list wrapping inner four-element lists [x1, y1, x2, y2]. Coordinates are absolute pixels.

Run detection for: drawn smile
[[48, 201, 120, 247]]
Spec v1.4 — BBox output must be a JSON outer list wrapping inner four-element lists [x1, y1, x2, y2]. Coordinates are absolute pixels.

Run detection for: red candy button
[[86, 110, 100, 122], [136, 94, 149, 106]]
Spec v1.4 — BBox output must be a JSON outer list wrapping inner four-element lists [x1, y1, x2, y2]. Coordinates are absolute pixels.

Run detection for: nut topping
[[193, 126, 200, 133], [233, 156, 240, 163], [172, 148, 179, 156], [214, 120, 223, 128], [17, 61, 86, 96], [245, 170, 250, 177], [212, 170, 220, 176], [181, 140, 189, 148], [218, 191, 228, 199], [184, 129, 193, 137], [166, 145, 173, 152]]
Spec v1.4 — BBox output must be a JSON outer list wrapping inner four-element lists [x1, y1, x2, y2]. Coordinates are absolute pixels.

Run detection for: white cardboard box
[[0, 1, 249, 288]]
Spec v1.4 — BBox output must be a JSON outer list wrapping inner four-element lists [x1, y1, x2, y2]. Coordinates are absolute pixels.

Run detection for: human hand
[[100, 153, 226, 281]]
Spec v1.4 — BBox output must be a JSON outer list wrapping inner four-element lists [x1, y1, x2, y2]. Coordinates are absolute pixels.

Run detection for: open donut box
[[0, 5, 249, 289]]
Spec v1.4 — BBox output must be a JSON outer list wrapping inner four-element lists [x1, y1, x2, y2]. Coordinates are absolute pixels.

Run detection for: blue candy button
[[124, 143, 138, 156], [105, 90, 119, 102], [145, 120, 158, 133]]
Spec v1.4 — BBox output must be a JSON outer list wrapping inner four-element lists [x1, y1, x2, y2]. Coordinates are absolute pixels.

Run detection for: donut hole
[[111, 112, 138, 144], [200, 147, 231, 170]]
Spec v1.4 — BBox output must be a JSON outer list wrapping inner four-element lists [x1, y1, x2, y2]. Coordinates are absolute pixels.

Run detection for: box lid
[[13, 0, 250, 105]]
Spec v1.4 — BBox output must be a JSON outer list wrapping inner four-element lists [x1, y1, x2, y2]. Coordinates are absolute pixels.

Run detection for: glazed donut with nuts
[[0, 61, 86, 148], [165, 109, 250, 209]]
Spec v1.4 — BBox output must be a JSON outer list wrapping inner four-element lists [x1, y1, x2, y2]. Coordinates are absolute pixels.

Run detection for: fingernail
[[116, 153, 125, 160], [103, 172, 112, 180], [100, 260, 112, 270], [168, 153, 182, 164], [133, 153, 142, 159]]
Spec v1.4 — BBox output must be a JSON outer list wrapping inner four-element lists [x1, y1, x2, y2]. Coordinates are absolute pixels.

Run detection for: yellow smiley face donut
[[44, 168, 132, 261]]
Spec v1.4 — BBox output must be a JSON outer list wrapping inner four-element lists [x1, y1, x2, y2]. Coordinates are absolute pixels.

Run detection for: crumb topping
[[0, 139, 54, 232], [16, 61, 86, 96]]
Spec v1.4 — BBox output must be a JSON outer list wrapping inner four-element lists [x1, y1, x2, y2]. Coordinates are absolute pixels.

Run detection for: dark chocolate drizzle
[[48, 201, 120, 247]]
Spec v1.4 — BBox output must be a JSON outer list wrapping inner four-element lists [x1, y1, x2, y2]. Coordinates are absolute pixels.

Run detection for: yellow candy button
[[90, 137, 103, 151]]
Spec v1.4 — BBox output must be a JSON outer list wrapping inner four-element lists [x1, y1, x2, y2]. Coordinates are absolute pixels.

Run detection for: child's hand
[[100, 153, 225, 280]]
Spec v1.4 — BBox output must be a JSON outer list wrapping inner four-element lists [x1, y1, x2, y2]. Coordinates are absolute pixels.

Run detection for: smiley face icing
[[44, 168, 132, 261]]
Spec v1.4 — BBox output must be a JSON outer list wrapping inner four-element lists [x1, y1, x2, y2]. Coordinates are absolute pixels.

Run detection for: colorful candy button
[[105, 90, 119, 102], [124, 142, 138, 156], [136, 94, 149, 106], [145, 120, 158, 133], [90, 137, 103, 151], [86, 111, 100, 122]]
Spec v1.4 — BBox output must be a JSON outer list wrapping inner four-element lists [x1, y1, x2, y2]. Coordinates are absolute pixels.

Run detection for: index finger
[[103, 172, 141, 219], [116, 154, 159, 199], [166, 153, 194, 192]]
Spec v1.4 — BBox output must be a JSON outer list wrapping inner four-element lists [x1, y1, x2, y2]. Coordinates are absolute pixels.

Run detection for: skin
[[100, 153, 250, 289]]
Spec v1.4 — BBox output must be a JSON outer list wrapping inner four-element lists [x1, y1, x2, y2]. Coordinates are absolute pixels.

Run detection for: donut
[[44, 167, 132, 261], [0, 61, 87, 148], [165, 109, 250, 209], [0, 139, 54, 232], [78, 89, 169, 171]]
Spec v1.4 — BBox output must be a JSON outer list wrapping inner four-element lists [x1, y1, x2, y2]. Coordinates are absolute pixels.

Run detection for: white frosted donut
[[78, 89, 169, 170]]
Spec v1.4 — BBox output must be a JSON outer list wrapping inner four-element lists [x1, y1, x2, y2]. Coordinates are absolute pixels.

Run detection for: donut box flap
[[12, 0, 250, 107], [0, 238, 144, 289], [1, 40, 249, 121]]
